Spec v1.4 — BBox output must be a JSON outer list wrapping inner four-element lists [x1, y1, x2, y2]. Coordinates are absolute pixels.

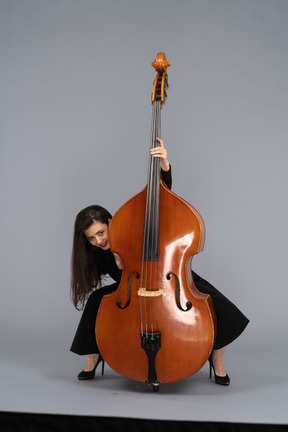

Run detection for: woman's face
[[84, 220, 110, 250]]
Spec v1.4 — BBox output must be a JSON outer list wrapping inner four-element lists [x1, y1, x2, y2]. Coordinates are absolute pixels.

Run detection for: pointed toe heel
[[208, 355, 230, 386], [78, 355, 105, 380]]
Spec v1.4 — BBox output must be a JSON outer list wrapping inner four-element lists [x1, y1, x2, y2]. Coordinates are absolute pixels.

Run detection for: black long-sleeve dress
[[70, 167, 249, 355]]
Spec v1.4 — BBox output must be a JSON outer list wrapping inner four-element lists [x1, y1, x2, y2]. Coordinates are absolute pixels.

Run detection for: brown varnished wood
[[95, 53, 216, 384], [151, 52, 170, 105], [96, 182, 216, 383]]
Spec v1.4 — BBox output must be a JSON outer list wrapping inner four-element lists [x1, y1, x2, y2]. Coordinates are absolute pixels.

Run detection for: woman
[[70, 139, 249, 385]]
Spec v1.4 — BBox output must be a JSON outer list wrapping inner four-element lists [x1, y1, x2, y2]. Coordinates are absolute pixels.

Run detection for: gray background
[[1, 0, 288, 422]]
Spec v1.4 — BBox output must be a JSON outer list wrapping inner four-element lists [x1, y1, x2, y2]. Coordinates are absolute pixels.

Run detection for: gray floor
[[1, 341, 287, 425]]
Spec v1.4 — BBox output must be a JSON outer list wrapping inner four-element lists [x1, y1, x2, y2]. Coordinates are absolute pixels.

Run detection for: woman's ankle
[[84, 353, 99, 371]]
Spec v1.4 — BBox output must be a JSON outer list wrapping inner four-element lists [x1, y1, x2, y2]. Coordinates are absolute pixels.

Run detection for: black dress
[[70, 250, 121, 355], [70, 167, 249, 355]]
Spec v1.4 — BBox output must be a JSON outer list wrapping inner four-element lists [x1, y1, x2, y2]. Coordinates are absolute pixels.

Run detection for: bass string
[[139, 102, 155, 335], [139, 100, 155, 335], [152, 102, 161, 333], [140, 101, 161, 337]]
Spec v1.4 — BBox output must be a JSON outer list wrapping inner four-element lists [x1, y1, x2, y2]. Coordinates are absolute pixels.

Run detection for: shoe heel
[[78, 354, 105, 380], [208, 353, 230, 386], [208, 355, 212, 379]]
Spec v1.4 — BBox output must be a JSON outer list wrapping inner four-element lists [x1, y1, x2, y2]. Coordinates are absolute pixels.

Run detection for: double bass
[[96, 52, 216, 391]]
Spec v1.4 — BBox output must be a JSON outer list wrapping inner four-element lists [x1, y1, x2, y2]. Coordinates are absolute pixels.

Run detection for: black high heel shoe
[[78, 355, 105, 380], [208, 355, 230, 386]]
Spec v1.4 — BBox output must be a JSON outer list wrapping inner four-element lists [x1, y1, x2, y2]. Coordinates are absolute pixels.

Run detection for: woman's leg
[[211, 346, 226, 376], [70, 283, 118, 372], [84, 353, 100, 371], [192, 271, 249, 384], [192, 271, 249, 350]]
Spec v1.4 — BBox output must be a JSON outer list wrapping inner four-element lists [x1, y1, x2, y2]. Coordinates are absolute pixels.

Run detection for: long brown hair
[[70, 205, 112, 310]]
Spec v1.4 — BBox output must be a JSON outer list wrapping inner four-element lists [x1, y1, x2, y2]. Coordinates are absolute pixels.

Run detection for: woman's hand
[[150, 138, 170, 171], [113, 253, 123, 270]]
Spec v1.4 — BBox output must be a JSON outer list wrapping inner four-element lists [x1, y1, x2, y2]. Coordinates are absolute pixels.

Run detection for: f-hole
[[167, 272, 192, 312], [116, 271, 140, 309]]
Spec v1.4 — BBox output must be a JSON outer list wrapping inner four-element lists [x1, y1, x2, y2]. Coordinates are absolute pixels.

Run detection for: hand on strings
[[150, 138, 170, 171]]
